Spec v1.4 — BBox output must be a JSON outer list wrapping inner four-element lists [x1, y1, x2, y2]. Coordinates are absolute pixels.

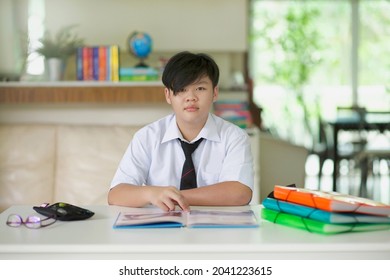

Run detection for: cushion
[[0, 125, 56, 212], [54, 125, 140, 205]]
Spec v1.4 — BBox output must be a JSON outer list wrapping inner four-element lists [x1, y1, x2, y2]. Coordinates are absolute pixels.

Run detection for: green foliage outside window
[[250, 0, 390, 148], [251, 4, 324, 147]]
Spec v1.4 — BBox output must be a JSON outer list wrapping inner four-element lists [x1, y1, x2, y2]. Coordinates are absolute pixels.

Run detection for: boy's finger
[[175, 197, 190, 212]]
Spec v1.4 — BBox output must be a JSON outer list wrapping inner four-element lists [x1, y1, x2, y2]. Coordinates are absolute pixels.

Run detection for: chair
[[310, 119, 351, 188], [354, 119, 390, 199], [336, 106, 368, 150], [356, 150, 390, 199], [311, 108, 367, 191], [310, 119, 333, 188], [337, 109, 390, 199]]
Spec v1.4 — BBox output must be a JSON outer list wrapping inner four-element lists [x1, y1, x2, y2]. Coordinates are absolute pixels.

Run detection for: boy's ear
[[164, 88, 172, 104], [213, 86, 219, 102]]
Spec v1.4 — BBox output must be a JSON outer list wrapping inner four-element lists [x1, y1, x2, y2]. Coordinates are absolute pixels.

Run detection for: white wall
[[1, 0, 248, 85], [45, 0, 248, 52]]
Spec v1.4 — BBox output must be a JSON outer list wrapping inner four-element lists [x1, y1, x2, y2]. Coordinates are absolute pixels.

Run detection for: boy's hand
[[147, 186, 190, 212]]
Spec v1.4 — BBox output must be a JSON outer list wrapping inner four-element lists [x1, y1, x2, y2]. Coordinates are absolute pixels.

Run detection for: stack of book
[[76, 45, 120, 81], [262, 185, 390, 234], [119, 67, 159, 81], [213, 99, 252, 129]]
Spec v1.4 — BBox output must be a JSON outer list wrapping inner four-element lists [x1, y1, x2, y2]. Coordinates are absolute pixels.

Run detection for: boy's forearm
[[107, 183, 150, 208], [108, 182, 253, 208], [181, 181, 252, 206]]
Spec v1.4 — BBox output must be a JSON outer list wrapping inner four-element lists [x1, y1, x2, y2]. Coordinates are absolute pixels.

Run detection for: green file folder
[[261, 208, 390, 234]]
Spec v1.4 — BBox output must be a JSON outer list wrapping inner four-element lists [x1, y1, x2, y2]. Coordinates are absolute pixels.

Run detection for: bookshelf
[[0, 81, 165, 104], [0, 81, 262, 128]]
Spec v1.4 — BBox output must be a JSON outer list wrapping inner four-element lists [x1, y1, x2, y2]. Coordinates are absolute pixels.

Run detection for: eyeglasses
[[6, 213, 57, 229]]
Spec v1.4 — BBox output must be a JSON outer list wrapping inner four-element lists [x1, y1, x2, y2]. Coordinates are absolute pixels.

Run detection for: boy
[[108, 51, 254, 211]]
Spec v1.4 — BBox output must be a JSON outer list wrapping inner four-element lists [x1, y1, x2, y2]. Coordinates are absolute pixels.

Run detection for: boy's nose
[[185, 90, 197, 101]]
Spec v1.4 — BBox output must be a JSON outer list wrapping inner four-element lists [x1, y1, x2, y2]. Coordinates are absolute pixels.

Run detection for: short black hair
[[162, 51, 219, 95]]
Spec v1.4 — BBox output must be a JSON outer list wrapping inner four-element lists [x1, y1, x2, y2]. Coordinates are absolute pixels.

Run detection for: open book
[[113, 209, 259, 229]]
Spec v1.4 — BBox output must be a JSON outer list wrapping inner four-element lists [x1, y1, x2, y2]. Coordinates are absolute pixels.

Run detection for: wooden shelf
[[0, 82, 166, 104], [0, 81, 262, 129]]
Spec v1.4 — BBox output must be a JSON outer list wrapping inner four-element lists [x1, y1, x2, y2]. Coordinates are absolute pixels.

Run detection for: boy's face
[[164, 76, 218, 128]]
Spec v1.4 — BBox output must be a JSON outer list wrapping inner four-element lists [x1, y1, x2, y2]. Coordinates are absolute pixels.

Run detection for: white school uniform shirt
[[110, 113, 254, 190]]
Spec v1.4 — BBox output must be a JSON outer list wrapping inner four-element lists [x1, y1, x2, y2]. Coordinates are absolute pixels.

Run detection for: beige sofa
[[0, 124, 141, 212], [0, 123, 308, 213]]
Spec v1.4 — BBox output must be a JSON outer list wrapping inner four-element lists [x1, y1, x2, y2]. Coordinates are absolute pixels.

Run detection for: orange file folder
[[273, 185, 390, 216]]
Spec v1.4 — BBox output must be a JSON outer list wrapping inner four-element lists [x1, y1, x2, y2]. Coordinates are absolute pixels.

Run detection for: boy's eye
[[196, 87, 206, 91]]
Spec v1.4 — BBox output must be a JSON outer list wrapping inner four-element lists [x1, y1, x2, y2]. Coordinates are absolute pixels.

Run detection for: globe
[[128, 31, 153, 67]]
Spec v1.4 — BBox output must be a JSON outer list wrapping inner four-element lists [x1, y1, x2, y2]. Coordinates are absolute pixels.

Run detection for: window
[[250, 0, 390, 147], [359, 0, 390, 111], [26, 0, 44, 76]]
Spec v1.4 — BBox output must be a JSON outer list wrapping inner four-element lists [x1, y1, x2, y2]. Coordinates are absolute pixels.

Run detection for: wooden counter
[[0, 81, 165, 103]]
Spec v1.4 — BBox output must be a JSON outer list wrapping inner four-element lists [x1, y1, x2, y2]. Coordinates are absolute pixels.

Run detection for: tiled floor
[[305, 154, 390, 204]]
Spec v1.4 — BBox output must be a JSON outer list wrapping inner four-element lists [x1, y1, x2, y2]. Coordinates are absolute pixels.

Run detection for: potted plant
[[36, 25, 84, 80]]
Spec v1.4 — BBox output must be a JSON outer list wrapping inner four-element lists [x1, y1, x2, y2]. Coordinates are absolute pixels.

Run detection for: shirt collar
[[161, 113, 221, 144]]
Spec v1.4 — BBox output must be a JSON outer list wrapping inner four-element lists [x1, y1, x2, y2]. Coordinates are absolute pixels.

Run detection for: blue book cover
[[119, 67, 158, 76], [262, 197, 390, 224], [76, 47, 83, 80], [92, 47, 100, 81]]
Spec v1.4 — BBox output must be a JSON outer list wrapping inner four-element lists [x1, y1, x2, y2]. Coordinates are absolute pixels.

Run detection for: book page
[[186, 210, 259, 228], [114, 211, 183, 227]]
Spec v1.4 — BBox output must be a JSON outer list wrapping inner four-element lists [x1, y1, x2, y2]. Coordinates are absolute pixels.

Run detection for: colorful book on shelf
[[113, 209, 259, 229], [110, 45, 120, 82], [273, 185, 390, 216], [213, 100, 252, 128], [119, 67, 159, 81], [214, 100, 249, 110], [262, 197, 390, 224], [98, 46, 107, 81], [92, 47, 100, 80], [106, 46, 111, 81], [261, 208, 390, 235], [75, 45, 120, 81], [76, 47, 83, 80], [82, 47, 93, 80], [119, 67, 158, 76]]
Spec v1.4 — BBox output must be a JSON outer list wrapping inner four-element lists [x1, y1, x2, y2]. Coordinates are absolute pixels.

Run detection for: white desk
[[0, 205, 389, 260]]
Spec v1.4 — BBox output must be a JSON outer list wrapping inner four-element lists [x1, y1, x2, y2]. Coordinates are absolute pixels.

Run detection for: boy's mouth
[[184, 106, 198, 112]]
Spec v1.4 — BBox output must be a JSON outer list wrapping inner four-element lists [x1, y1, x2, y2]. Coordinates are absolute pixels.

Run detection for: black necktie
[[179, 138, 204, 190]]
